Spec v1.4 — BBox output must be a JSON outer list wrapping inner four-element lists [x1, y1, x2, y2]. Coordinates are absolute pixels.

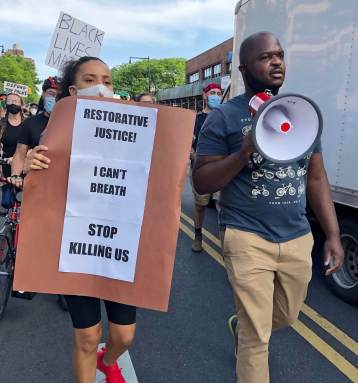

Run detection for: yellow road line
[[301, 305, 358, 357], [292, 321, 358, 383], [181, 212, 358, 356], [179, 218, 358, 382], [179, 222, 224, 266], [180, 212, 221, 247]]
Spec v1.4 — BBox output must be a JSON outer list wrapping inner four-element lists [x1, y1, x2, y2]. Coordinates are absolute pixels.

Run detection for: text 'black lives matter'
[[47, 13, 104, 69]]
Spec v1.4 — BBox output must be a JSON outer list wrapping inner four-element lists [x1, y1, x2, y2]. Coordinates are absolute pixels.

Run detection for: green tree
[[0, 54, 40, 103], [111, 58, 186, 97]]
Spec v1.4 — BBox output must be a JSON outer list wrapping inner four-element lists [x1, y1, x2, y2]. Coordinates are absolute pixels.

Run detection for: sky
[[0, 0, 237, 82]]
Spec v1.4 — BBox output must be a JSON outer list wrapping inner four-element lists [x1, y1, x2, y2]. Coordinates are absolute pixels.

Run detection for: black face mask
[[6, 103, 22, 115], [244, 67, 280, 95]]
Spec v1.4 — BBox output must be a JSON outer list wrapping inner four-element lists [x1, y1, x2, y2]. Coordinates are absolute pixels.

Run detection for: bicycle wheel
[[0, 230, 14, 320]]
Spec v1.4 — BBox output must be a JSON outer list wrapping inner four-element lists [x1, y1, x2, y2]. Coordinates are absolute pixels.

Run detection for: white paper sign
[[45, 11, 105, 70], [59, 99, 158, 282], [3, 81, 29, 97]]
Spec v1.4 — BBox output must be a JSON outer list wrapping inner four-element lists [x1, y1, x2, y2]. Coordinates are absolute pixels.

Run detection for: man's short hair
[[239, 32, 278, 65]]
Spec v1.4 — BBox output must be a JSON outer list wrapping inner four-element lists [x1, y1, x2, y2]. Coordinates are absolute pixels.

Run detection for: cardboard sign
[[3, 81, 29, 97], [59, 100, 158, 282], [45, 11, 105, 70], [13, 96, 195, 312]]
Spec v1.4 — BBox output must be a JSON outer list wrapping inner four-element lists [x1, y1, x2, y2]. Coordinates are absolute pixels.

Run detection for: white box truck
[[230, 0, 358, 303]]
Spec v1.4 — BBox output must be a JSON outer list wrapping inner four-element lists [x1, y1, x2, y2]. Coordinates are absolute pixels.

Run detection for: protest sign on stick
[[45, 11, 105, 70], [13, 96, 195, 312]]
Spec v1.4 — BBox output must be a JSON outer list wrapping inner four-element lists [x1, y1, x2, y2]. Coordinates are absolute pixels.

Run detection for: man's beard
[[244, 67, 280, 95]]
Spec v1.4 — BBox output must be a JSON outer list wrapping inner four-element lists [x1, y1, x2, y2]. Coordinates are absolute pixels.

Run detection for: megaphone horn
[[250, 93, 323, 164]]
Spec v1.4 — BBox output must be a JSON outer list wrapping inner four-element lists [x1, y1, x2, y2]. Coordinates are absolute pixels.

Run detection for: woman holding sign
[[25, 57, 136, 383]]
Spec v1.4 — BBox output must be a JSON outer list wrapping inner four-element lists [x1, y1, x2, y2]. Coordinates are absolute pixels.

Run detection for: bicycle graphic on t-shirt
[[275, 166, 296, 179], [276, 183, 296, 197], [297, 183, 305, 197], [296, 166, 307, 177], [242, 125, 252, 136], [252, 185, 270, 197], [251, 169, 275, 180]]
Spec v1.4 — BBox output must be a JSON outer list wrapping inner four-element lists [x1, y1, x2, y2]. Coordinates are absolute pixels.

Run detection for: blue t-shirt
[[196, 94, 321, 243], [192, 112, 208, 151]]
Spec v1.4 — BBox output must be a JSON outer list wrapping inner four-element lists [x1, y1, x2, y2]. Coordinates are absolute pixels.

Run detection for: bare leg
[[192, 204, 206, 252], [103, 322, 136, 365], [193, 203, 205, 230], [73, 323, 102, 383]]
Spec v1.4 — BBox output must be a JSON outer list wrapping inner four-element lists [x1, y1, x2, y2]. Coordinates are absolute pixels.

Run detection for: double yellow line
[[179, 211, 358, 383]]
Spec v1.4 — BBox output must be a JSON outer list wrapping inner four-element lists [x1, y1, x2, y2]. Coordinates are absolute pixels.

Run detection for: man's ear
[[239, 64, 246, 75]]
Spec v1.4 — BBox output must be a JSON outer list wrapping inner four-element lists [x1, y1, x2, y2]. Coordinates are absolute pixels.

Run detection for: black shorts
[[65, 295, 137, 329]]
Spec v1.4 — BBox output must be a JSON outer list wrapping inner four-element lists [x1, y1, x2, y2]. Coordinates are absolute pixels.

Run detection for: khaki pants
[[223, 228, 314, 383], [189, 170, 220, 206]]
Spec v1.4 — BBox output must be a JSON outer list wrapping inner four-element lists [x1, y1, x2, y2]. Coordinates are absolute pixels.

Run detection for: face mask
[[44, 96, 56, 114], [76, 84, 114, 98], [6, 103, 22, 115], [207, 95, 222, 109], [30, 107, 37, 116]]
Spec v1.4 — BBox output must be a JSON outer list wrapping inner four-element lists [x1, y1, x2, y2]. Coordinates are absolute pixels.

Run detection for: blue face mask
[[44, 96, 56, 114], [207, 94, 222, 109]]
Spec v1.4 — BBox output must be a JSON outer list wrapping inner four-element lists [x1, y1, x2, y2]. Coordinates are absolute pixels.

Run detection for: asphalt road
[[0, 179, 357, 382]]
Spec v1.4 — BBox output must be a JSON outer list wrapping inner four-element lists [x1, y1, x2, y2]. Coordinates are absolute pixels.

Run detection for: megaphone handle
[[250, 154, 266, 170]]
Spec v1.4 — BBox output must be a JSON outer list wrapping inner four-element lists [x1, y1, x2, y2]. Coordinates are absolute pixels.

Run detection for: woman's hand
[[23, 145, 50, 173], [8, 175, 23, 188]]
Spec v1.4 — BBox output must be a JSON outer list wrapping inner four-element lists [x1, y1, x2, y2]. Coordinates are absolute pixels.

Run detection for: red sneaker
[[97, 347, 126, 383]]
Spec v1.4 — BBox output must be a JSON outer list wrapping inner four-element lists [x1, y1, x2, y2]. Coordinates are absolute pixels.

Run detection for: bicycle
[[0, 163, 68, 318], [0, 173, 25, 319]]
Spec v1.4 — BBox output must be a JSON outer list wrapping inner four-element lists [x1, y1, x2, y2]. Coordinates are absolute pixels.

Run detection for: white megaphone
[[249, 91, 323, 163]]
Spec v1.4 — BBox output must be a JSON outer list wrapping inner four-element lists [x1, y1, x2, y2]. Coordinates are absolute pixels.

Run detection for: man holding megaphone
[[193, 32, 344, 383]]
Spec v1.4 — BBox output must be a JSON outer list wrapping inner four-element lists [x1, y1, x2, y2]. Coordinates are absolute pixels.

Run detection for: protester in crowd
[[190, 82, 222, 252], [24, 56, 136, 383], [0, 93, 6, 119], [36, 96, 44, 114], [10, 76, 60, 188], [0, 93, 24, 178], [134, 92, 155, 103], [29, 103, 38, 116], [193, 32, 344, 383], [22, 105, 31, 118]]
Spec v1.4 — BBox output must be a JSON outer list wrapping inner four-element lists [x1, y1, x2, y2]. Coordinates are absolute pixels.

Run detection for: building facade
[[3, 43, 35, 65], [157, 38, 233, 111]]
